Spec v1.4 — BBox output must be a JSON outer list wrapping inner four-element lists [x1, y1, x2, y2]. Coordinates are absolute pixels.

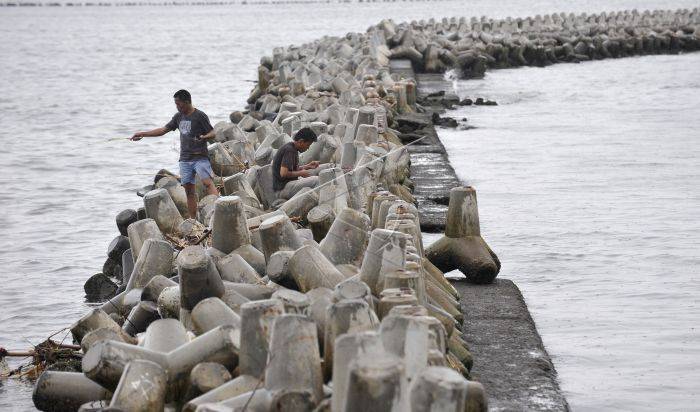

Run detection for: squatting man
[[130, 89, 320, 219]]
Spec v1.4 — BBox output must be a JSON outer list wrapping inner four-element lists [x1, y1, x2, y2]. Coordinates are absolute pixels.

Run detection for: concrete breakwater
[[30, 11, 506, 412], [381, 8, 700, 79]]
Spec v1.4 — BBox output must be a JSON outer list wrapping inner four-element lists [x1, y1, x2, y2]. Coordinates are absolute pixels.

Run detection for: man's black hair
[[173, 89, 192, 103], [293, 127, 318, 142]]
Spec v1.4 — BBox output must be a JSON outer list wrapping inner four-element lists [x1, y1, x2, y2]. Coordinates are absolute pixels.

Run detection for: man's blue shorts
[[179, 158, 214, 185]]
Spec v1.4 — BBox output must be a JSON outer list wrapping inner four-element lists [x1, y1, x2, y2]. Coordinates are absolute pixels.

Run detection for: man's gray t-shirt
[[272, 141, 299, 191], [165, 109, 213, 161]]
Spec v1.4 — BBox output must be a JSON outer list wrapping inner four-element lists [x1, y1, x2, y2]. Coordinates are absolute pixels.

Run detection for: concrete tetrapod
[[32, 371, 111, 412], [222, 173, 261, 208], [383, 268, 424, 304], [80, 327, 135, 353], [318, 168, 349, 216], [82, 340, 166, 390], [70, 308, 123, 343], [214, 252, 262, 284], [238, 299, 285, 378], [126, 218, 165, 260], [125, 238, 173, 291], [331, 278, 374, 310], [409, 366, 468, 412], [109, 359, 167, 412], [425, 186, 500, 284], [319, 207, 371, 267], [307, 204, 336, 242], [82, 325, 239, 391], [271, 288, 310, 314], [181, 362, 233, 405], [197, 388, 272, 412], [465, 381, 489, 412], [116, 208, 138, 236], [343, 355, 404, 412], [359, 229, 408, 295], [379, 314, 431, 380], [141, 275, 177, 302], [100, 287, 142, 318], [323, 299, 379, 380], [177, 246, 225, 311], [223, 281, 274, 301], [211, 196, 251, 255], [122, 300, 160, 336], [143, 188, 184, 235], [265, 314, 324, 405], [278, 186, 320, 223], [258, 214, 304, 263], [141, 318, 188, 353], [378, 288, 419, 319], [191, 297, 242, 336], [266, 250, 295, 285], [288, 245, 346, 292], [156, 285, 180, 319], [182, 375, 260, 412], [331, 331, 385, 412]]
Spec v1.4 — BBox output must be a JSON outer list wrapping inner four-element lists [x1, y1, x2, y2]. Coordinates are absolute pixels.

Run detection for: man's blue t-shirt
[[165, 109, 213, 161]]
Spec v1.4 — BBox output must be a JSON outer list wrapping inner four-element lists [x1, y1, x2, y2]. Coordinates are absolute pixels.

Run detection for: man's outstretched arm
[[131, 127, 170, 141], [197, 129, 216, 141]]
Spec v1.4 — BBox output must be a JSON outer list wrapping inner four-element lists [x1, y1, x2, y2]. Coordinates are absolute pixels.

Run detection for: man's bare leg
[[183, 183, 198, 219], [201, 177, 219, 197]]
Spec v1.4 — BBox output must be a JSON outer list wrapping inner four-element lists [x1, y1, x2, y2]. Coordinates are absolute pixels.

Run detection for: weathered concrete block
[[425, 187, 500, 284], [33, 371, 111, 412]]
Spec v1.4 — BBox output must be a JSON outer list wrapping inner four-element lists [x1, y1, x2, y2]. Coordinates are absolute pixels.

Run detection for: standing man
[[131, 89, 218, 219], [272, 127, 320, 200]]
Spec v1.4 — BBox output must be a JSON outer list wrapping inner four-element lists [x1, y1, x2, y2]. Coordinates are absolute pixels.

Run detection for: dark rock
[[84, 273, 118, 301], [395, 113, 431, 131], [229, 111, 244, 124], [115, 209, 138, 236], [443, 118, 458, 128], [107, 235, 130, 261], [475, 97, 485, 105], [433, 196, 450, 206], [458, 98, 473, 106], [431, 112, 458, 128], [426, 90, 445, 98], [102, 257, 119, 277], [136, 207, 147, 220], [484, 100, 498, 106]]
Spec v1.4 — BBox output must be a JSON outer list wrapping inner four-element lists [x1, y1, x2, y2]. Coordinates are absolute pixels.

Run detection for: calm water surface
[[439, 54, 700, 411], [1, 1, 698, 410]]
